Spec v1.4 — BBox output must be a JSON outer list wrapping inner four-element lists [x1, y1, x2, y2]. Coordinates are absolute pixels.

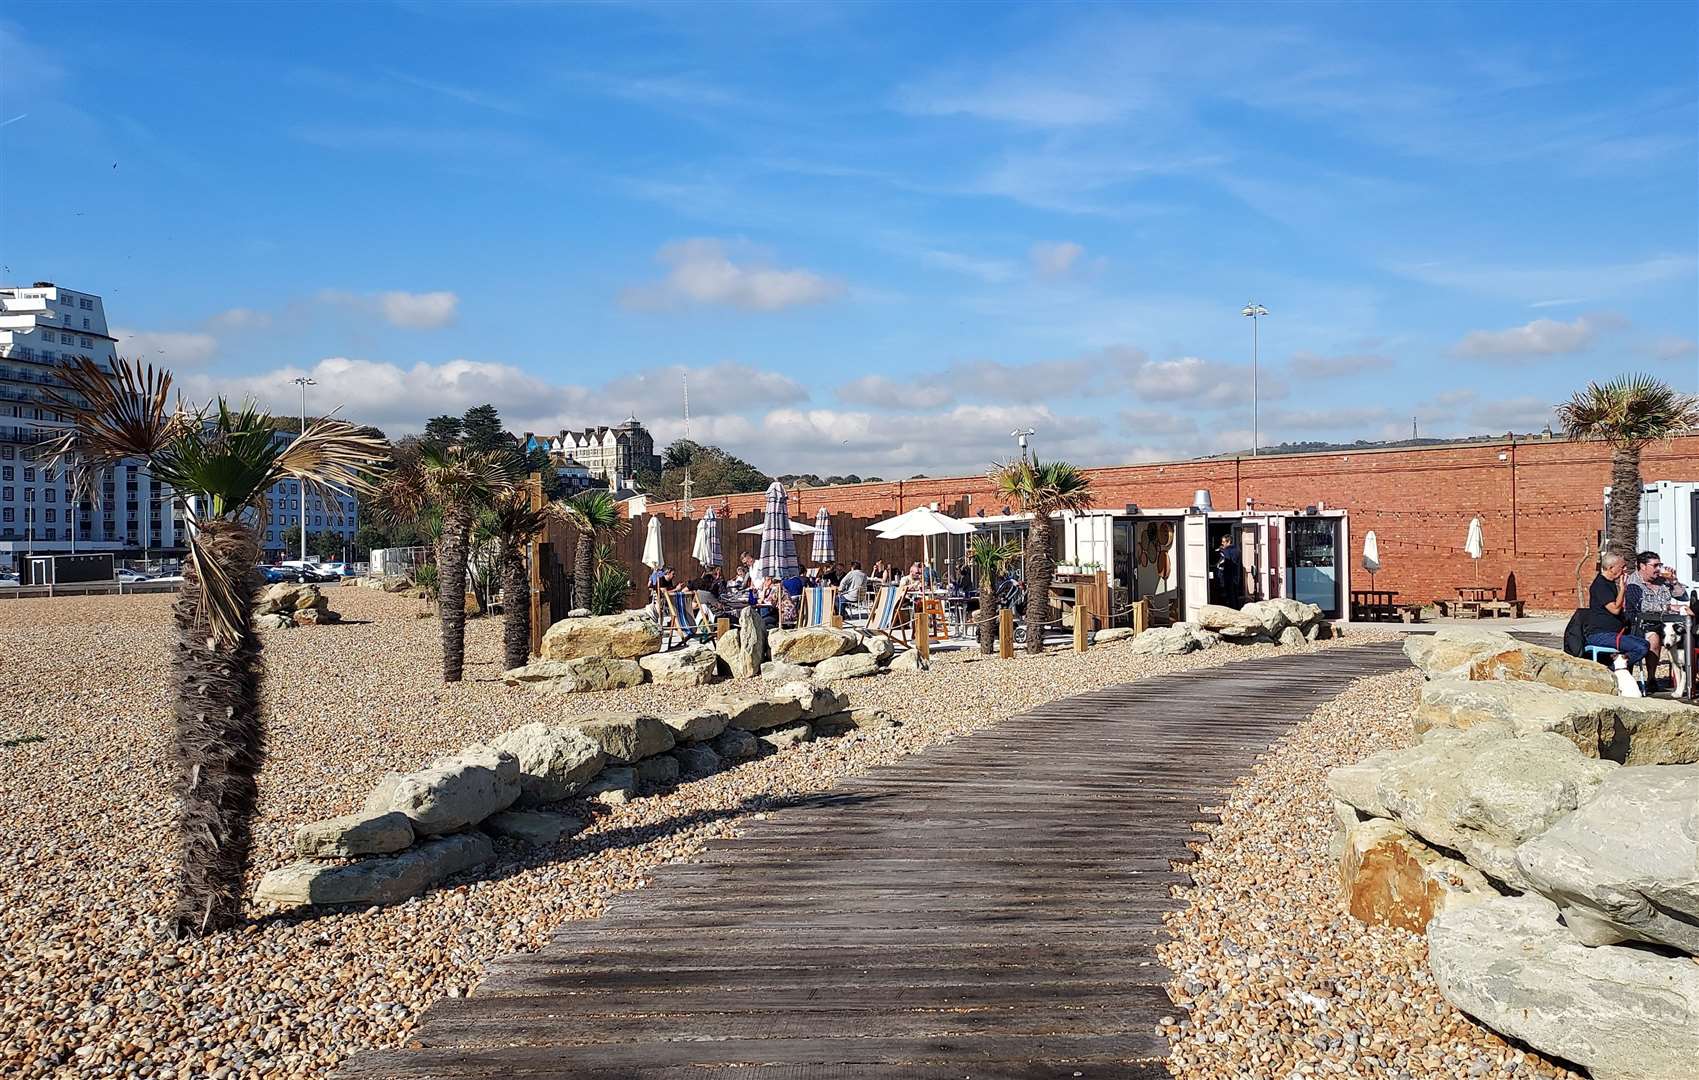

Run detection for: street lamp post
[[1241, 303, 1269, 456], [292, 376, 317, 562]]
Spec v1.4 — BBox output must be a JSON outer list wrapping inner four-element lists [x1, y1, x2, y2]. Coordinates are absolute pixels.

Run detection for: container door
[[1285, 517, 1341, 617], [1182, 515, 1209, 622], [1237, 521, 1263, 602]]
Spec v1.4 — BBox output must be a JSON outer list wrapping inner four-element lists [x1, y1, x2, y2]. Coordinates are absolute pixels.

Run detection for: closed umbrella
[[810, 506, 836, 565], [1464, 517, 1484, 584], [690, 514, 711, 567], [1362, 529, 1381, 588], [755, 482, 801, 584], [641, 514, 664, 570], [738, 519, 816, 535], [693, 506, 721, 570]]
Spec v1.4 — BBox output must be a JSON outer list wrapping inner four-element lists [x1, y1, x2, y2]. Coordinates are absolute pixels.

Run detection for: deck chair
[[864, 584, 912, 645], [799, 585, 838, 628], [660, 590, 711, 648]]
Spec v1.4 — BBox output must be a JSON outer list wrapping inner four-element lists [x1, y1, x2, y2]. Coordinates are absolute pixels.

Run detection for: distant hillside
[[1205, 432, 1553, 458]]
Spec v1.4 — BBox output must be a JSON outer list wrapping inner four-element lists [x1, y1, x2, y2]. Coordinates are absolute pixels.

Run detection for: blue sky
[[3, 0, 1695, 475]]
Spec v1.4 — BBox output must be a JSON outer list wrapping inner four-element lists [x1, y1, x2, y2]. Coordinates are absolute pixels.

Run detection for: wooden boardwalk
[[346, 642, 1408, 1080]]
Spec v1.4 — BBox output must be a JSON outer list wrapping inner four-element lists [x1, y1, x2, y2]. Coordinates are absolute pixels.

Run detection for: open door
[[1237, 520, 1263, 602], [1182, 514, 1209, 623]]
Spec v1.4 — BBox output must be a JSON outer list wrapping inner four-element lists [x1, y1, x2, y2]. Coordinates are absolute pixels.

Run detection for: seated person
[[692, 574, 725, 614], [839, 560, 868, 603], [1626, 549, 1690, 690], [1586, 552, 1651, 670], [820, 563, 842, 586]]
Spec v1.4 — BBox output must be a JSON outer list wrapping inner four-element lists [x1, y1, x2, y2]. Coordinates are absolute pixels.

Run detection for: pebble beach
[[0, 588, 1411, 1078]]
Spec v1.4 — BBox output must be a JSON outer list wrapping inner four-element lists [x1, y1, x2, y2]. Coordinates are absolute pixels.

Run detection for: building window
[[0, 446, 11, 460], [80, 298, 93, 310], [80, 337, 93, 348], [1, 509, 10, 522], [44, 489, 55, 502], [1, 487, 10, 500], [60, 333, 74, 345], [1, 467, 10, 481], [45, 509, 56, 523], [22, 468, 33, 482]]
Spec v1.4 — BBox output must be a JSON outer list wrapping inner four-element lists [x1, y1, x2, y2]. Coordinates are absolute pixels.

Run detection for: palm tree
[[376, 444, 513, 682], [44, 357, 386, 937], [966, 536, 1022, 654], [990, 458, 1096, 654], [486, 486, 558, 670], [1558, 375, 1699, 557], [560, 490, 628, 611]]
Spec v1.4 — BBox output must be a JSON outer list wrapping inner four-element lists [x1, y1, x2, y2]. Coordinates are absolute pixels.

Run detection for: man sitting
[[838, 560, 868, 615], [1586, 552, 1651, 671]]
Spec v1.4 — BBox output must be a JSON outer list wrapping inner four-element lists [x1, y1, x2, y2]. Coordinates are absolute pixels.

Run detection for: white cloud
[[919, 248, 1021, 284], [318, 289, 461, 329], [205, 307, 272, 331], [835, 354, 1126, 411], [1645, 335, 1698, 361], [836, 374, 956, 410], [1468, 396, 1558, 433], [1452, 316, 1598, 359], [1118, 409, 1197, 436], [621, 239, 843, 312], [1030, 241, 1085, 277], [112, 327, 219, 367], [1130, 355, 1287, 408], [1288, 351, 1394, 378]]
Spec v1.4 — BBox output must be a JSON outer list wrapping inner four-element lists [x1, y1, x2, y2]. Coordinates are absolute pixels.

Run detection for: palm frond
[[41, 355, 197, 484], [559, 490, 629, 537], [1558, 374, 1699, 448], [266, 415, 389, 513], [184, 519, 261, 651], [373, 443, 513, 527]]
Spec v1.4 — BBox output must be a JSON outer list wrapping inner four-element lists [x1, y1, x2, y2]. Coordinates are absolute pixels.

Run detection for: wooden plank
[[339, 642, 1407, 1079]]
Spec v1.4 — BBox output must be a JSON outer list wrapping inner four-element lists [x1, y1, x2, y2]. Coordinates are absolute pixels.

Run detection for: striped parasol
[[755, 482, 801, 583], [810, 506, 836, 564], [693, 506, 722, 570]]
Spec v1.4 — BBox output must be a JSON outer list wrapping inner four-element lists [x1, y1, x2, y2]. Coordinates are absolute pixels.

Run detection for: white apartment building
[[0, 282, 361, 570], [524, 418, 660, 491], [0, 283, 183, 566]]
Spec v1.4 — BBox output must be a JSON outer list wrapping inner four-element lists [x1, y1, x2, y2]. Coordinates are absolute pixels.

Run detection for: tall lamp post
[[1241, 303, 1268, 456], [292, 376, 316, 562]]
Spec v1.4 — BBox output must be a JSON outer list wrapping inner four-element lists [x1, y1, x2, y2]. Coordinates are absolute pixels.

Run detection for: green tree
[[1559, 375, 1699, 557], [461, 404, 507, 453], [306, 530, 344, 561], [989, 458, 1096, 655], [482, 487, 559, 670], [423, 415, 464, 446], [560, 490, 628, 611], [966, 537, 1022, 654], [644, 440, 770, 499], [376, 444, 514, 682], [45, 356, 386, 936]]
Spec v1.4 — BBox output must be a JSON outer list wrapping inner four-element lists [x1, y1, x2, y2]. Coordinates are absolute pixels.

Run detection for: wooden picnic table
[[1350, 588, 1401, 621], [1442, 585, 1524, 620]]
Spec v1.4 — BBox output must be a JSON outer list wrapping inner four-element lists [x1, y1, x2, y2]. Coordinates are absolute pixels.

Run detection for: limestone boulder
[[573, 714, 676, 764], [255, 833, 493, 908], [639, 643, 719, 686], [254, 613, 293, 631], [759, 721, 815, 752], [710, 728, 759, 763], [502, 659, 578, 686], [1515, 765, 1699, 954], [582, 766, 636, 806], [673, 743, 722, 778], [659, 707, 728, 744], [484, 809, 584, 847], [1278, 626, 1307, 648], [814, 708, 900, 737], [292, 607, 339, 626], [294, 810, 415, 858], [768, 626, 859, 665], [1242, 598, 1323, 637], [633, 754, 680, 789], [1217, 624, 1272, 645], [1416, 679, 1699, 765], [379, 575, 412, 593], [1093, 627, 1136, 643], [1324, 748, 1405, 820], [385, 746, 521, 835], [539, 610, 662, 661], [1373, 729, 1617, 889], [760, 661, 814, 683], [1428, 893, 1699, 1080], [255, 582, 311, 615], [1338, 817, 1494, 933], [814, 652, 880, 680], [715, 605, 767, 678], [708, 686, 811, 732], [1127, 626, 1201, 656], [294, 586, 329, 612], [487, 723, 607, 805], [1196, 603, 1261, 631], [780, 680, 846, 720], [857, 634, 896, 663], [889, 649, 930, 673], [1466, 642, 1617, 693]]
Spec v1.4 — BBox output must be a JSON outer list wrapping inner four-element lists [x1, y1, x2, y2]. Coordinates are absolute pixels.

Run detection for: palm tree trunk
[[170, 522, 264, 938], [573, 532, 595, 612], [977, 588, 998, 655], [438, 512, 471, 683], [1608, 446, 1643, 559], [501, 546, 531, 671], [1025, 518, 1054, 655]]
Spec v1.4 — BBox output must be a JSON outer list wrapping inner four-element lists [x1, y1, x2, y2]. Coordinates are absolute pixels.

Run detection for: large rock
[[1217, 624, 1272, 645], [1403, 627, 1517, 676], [1093, 627, 1136, 643], [1515, 765, 1699, 954], [658, 707, 728, 743], [633, 754, 680, 788], [385, 746, 521, 835], [857, 634, 896, 663], [639, 643, 719, 686], [1333, 728, 1616, 889], [573, 714, 676, 764], [539, 610, 661, 661], [890, 649, 930, 672], [1242, 598, 1322, 637], [483, 809, 584, 847], [1404, 630, 1612, 693], [780, 680, 846, 720], [710, 728, 759, 762], [673, 743, 722, 778], [582, 766, 636, 805], [716, 605, 767, 678], [292, 607, 339, 626], [768, 626, 859, 665], [1196, 603, 1260, 631], [760, 661, 814, 683], [502, 659, 578, 686], [1277, 625, 1307, 648], [255, 833, 493, 908], [254, 612, 293, 631], [707, 685, 817, 731], [255, 582, 315, 615], [814, 652, 880, 680], [1127, 625, 1201, 656], [814, 708, 900, 737], [759, 721, 815, 752], [294, 810, 415, 858], [487, 723, 607, 805], [1416, 679, 1699, 765], [1428, 893, 1699, 1080], [1338, 817, 1494, 933]]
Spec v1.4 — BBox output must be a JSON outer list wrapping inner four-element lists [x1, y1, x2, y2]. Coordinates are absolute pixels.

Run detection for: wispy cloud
[[620, 239, 844, 313], [1391, 254, 1694, 302], [1288, 351, 1393, 378], [379, 67, 528, 115], [319, 289, 461, 329], [1451, 315, 1601, 360]]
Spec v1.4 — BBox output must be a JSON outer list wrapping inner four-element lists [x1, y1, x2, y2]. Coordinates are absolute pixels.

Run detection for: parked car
[[260, 565, 308, 584], [0, 573, 19, 588], [116, 568, 152, 583]]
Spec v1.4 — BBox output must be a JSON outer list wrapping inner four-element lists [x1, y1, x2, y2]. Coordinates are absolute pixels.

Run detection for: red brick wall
[[638, 436, 1699, 610]]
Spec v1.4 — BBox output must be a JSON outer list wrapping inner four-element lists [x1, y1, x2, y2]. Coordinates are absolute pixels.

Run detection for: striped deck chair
[[799, 585, 838, 628], [864, 584, 911, 645], [660, 590, 710, 648]]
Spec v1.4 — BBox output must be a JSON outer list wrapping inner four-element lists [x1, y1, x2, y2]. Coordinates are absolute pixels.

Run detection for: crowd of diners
[[646, 552, 1008, 633]]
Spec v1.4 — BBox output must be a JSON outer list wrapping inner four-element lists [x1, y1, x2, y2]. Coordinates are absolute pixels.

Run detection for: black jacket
[[1562, 609, 1588, 657]]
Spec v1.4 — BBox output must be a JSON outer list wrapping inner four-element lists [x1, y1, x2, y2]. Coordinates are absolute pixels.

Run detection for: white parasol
[[1362, 529, 1381, 588], [868, 507, 976, 580], [1464, 517, 1484, 584], [641, 514, 664, 570]]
